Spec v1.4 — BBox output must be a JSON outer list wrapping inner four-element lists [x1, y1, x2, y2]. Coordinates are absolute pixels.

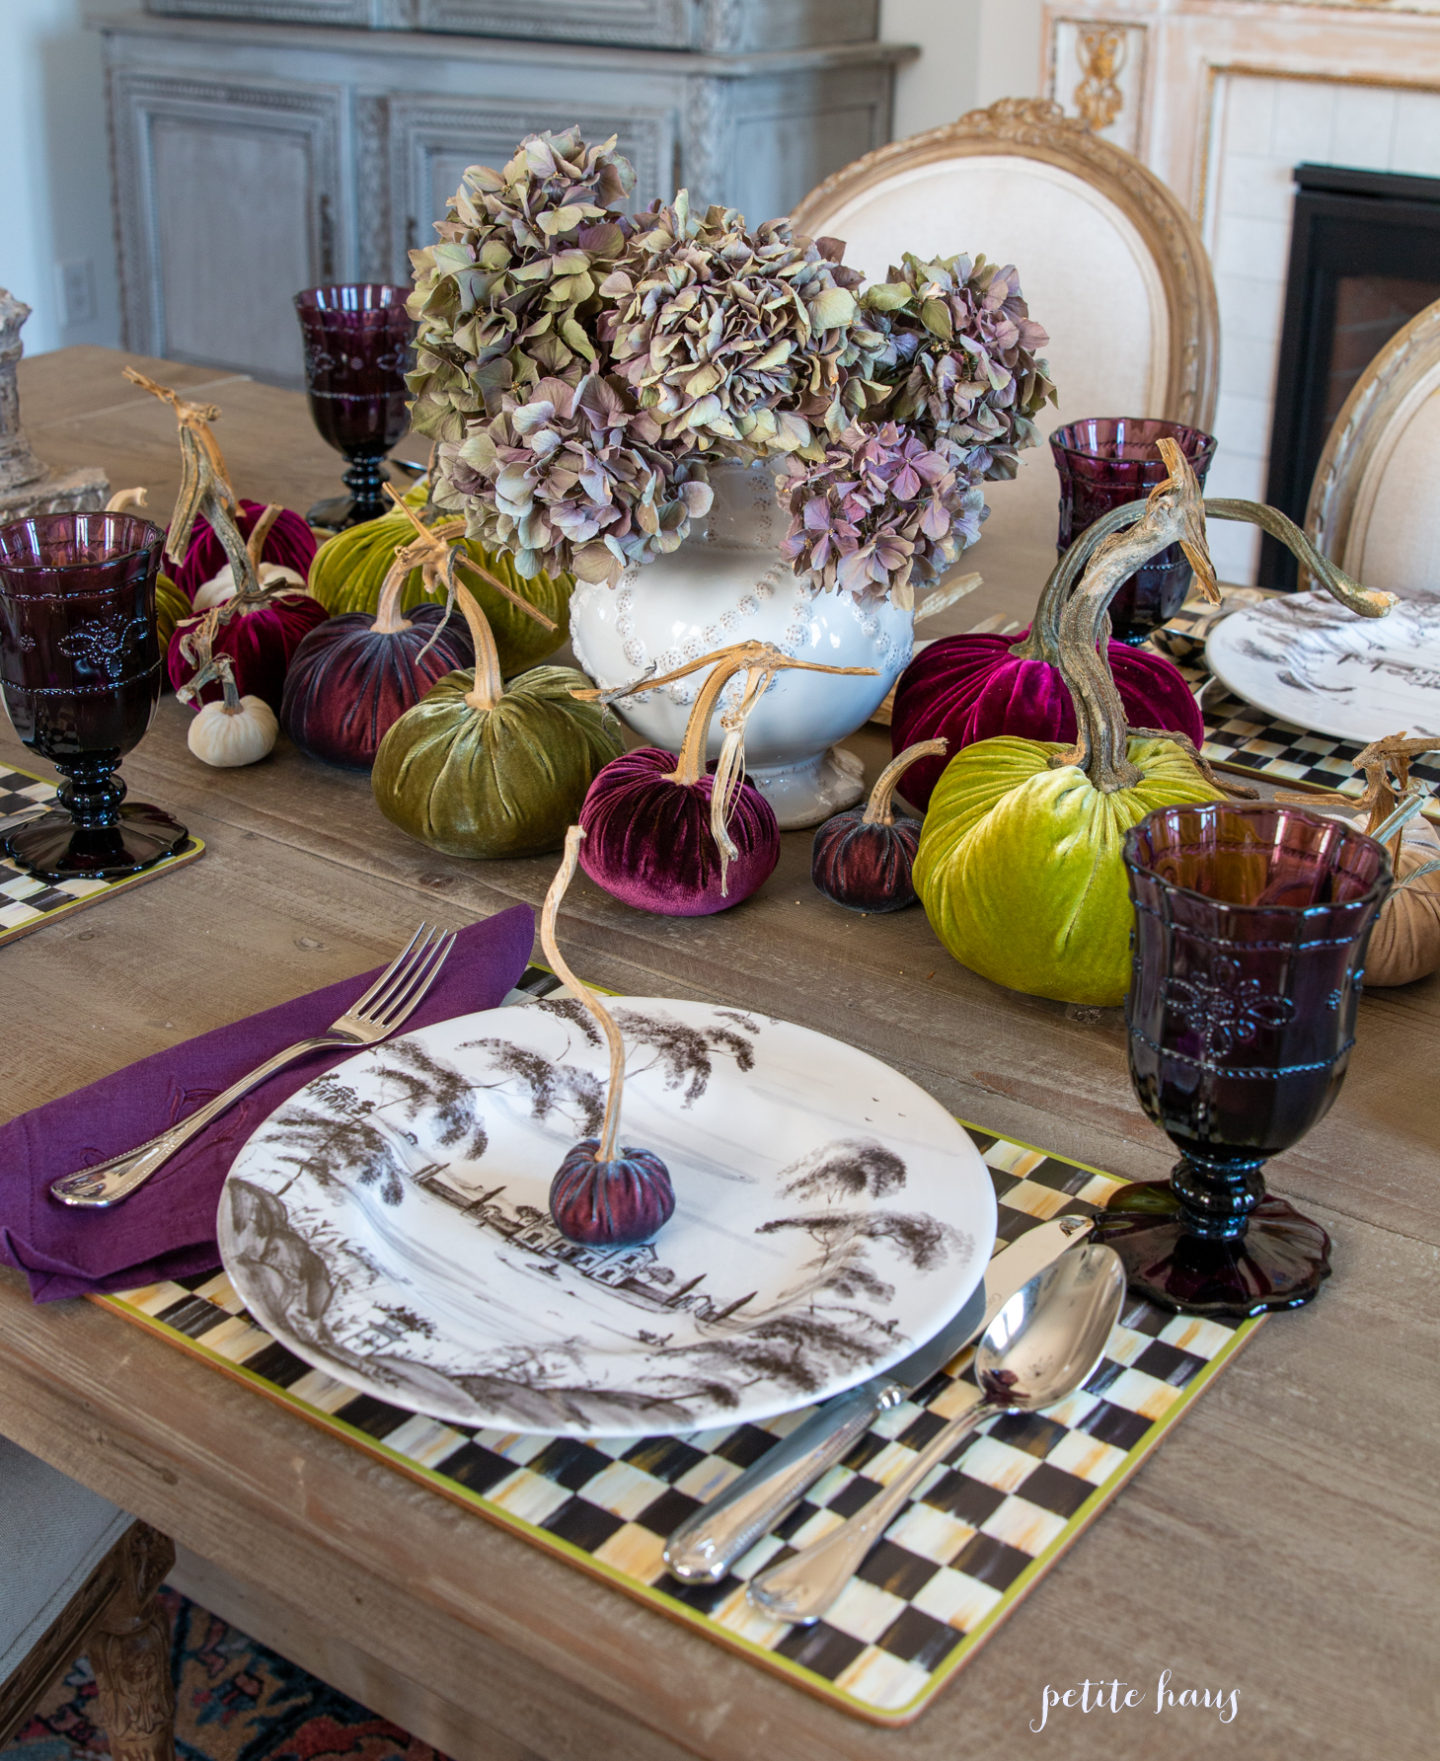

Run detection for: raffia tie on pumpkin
[[575, 640, 878, 894], [381, 483, 556, 661]]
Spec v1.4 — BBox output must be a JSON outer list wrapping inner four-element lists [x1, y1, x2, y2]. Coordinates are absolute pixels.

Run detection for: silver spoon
[[746, 1242, 1126, 1625]]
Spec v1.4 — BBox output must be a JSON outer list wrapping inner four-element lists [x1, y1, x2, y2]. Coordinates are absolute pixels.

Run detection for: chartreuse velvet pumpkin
[[372, 583, 621, 859], [914, 441, 1228, 1007], [914, 445, 1400, 1008], [307, 495, 571, 677]]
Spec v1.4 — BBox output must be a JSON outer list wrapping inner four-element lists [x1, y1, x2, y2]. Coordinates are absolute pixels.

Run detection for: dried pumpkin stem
[[245, 503, 282, 571], [541, 826, 627, 1163], [1055, 440, 1214, 793], [371, 553, 414, 636], [105, 486, 148, 514], [863, 738, 949, 826], [452, 583, 505, 712], [382, 483, 555, 631]]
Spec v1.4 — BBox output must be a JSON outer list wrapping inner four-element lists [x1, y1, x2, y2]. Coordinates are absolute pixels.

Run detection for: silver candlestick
[[0, 288, 108, 522]]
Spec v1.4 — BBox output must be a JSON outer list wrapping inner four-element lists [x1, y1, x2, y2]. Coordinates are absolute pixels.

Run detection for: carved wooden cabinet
[[102, 7, 913, 383]]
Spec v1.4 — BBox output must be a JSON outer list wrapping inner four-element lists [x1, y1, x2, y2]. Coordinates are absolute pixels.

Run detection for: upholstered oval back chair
[[791, 99, 1220, 585], [1307, 298, 1440, 597]]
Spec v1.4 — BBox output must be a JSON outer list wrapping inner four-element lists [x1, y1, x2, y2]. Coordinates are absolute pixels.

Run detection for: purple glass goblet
[[294, 284, 414, 528], [0, 511, 188, 881], [1097, 802, 1389, 1317], [1051, 417, 1217, 645]]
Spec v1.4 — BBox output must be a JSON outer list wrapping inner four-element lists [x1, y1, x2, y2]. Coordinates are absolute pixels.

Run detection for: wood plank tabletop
[[2, 346, 1436, 1761]]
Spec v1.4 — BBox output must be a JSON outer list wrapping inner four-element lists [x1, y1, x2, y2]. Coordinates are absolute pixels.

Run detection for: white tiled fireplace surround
[[1044, 1, 1440, 582]]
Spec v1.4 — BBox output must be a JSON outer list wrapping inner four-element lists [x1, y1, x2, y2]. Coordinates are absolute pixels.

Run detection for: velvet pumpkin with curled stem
[[889, 484, 1397, 814], [914, 441, 1233, 1008], [575, 641, 878, 917], [279, 531, 482, 771], [811, 738, 948, 914], [541, 825, 676, 1248], [371, 583, 622, 859]]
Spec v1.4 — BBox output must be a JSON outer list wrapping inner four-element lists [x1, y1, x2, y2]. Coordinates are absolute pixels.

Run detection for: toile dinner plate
[[217, 997, 995, 1438], [1205, 590, 1440, 742]]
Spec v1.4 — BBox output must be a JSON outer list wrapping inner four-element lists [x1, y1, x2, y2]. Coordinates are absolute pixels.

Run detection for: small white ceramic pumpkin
[[182, 653, 278, 768]]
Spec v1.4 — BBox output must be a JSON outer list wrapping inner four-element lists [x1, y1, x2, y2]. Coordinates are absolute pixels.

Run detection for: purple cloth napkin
[[0, 906, 535, 1302]]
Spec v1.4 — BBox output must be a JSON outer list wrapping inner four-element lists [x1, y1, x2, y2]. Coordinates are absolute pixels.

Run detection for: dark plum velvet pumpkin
[[169, 589, 328, 713], [172, 499, 317, 601], [812, 738, 946, 913], [280, 561, 474, 769], [890, 524, 1204, 810], [550, 1140, 676, 1247], [541, 827, 678, 1249]]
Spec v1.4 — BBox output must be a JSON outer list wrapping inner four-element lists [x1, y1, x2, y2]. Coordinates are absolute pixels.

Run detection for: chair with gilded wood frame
[[790, 98, 1220, 587], [1305, 297, 1440, 598], [1, 1435, 176, 1761]]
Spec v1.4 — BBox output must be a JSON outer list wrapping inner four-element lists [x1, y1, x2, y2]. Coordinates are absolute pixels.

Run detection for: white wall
[[883, 0, 1045, 138], [0, 0, 131, 356]]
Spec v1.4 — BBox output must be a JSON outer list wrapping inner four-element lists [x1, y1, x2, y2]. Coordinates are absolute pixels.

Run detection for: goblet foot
[[4, 803, 188, 882], [1096, 1180, 1332, 1317]]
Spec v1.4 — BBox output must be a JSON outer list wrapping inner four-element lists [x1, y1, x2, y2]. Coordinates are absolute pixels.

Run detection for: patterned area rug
[[3, 1590, 444, 1761]]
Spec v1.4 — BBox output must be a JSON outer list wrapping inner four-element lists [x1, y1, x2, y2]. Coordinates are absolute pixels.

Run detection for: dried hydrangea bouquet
[[408, 128, 1053, 826]]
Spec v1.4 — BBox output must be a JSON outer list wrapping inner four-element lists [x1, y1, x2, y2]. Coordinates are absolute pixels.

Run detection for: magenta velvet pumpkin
[[169, 590, 328, 712], [890, 525, 1205, 810], [550, 1141, 676, 1246], [280, 602, 473, 770], [172, 499, 317, 601], [580, 747, 780, 916]]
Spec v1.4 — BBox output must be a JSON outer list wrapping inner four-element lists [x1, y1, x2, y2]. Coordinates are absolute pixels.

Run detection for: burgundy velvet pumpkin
[[579, 640, 875, 918], [169, 589, 328, 713], [280, 558, 474, 770], [812, 738, 946, 913], [889, 534, 1204, 810], [172, 499, 317, 601], [550, 1140, 676, 1247], [581, 746, 780, 916]]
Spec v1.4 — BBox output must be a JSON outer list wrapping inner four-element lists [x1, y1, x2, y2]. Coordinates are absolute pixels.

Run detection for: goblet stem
[[1171, 1153, 1266, 1240], [56, 753, 127, 832], [342, 454, 389, 525]]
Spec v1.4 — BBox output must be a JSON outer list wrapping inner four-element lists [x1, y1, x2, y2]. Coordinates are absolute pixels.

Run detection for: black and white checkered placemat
[[0, 764, 203, 943], [96, 969, 1260, 1725]]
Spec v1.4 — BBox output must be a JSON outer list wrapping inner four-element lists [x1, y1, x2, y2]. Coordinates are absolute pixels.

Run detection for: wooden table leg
[[89, 1524, 177, 1761]]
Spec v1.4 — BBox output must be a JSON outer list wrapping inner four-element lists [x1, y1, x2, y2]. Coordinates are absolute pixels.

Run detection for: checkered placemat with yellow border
[[0, 763, 203, 944], [90, 968, 1262, 1726]]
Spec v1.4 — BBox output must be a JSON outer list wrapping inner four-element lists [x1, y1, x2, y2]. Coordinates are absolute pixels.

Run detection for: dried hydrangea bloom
[[853, 252, 1055, 480], [407, 128, 636, 444], [778, 422, 986, 605], [598, 194, 863, 457], [435, 373, 714, 586]]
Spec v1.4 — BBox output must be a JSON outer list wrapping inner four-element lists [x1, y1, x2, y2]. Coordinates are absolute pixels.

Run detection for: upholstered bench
[[0, 1435, 175, 1760]]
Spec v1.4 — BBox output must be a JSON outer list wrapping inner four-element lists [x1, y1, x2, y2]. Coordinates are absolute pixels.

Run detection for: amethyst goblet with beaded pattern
[[0, 511, 187, 881], [294, 284, 414, 529], [1097, 802, 1389, 1317], [1051, 418, 1217, 645]]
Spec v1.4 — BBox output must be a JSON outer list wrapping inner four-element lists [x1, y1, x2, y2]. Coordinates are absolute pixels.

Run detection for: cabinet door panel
[[111, 72, 347, 383]]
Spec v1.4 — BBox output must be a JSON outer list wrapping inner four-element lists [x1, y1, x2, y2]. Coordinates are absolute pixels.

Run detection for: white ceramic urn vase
[[568, 462, 913, 829]]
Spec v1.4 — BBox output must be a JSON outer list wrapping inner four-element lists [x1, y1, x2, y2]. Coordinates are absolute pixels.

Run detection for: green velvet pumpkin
[[914, 734, 1223, 1005], [912, 446, 1397, 1008], [372, 585, 621, 860], [308, 508, 572, 677], [155, 571, 189, 661]]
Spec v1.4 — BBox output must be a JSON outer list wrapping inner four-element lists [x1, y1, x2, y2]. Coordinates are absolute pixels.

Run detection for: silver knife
[[663, 1212, 1095, 1584]]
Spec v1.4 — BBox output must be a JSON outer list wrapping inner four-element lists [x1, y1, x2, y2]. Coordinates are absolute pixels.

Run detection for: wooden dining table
[[1, 347, 1435, 1761]]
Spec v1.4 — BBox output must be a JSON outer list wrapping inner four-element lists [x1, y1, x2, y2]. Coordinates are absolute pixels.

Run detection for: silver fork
[[50, 923, 457, 1209]]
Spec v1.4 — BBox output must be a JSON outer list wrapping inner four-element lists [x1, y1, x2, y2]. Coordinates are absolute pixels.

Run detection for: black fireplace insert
[[1262, 162, 1440, 591]]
